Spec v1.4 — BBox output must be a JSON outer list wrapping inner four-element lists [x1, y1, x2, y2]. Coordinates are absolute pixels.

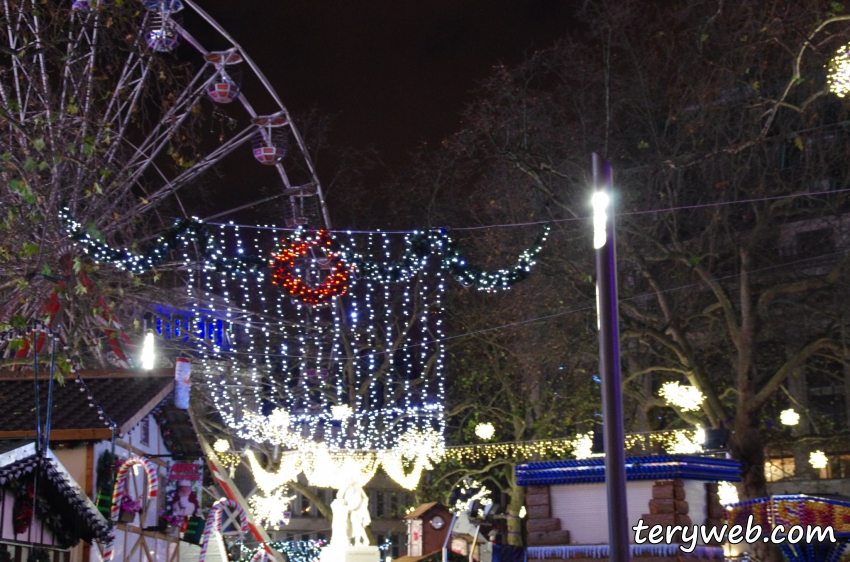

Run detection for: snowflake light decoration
[[659, 381, 705, 412], [571, 433, 595, 460], [331, 404, 353, 421], [780, 409, 800, 426], [810, 450, 828, 469], [248, 486, 296, 531], [474, 422, 495, 441], [665, 429, 704, 455], [452, 479, 493, 515], [718, 481, 739, 505], [213, 439, 230, 453]]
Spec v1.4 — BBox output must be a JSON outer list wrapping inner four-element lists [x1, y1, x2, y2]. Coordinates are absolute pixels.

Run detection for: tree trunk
[[506, 479, 526, 546], [731, 414, 783, 562], [731, 414, 767, 500], [788, 358, 816, 480]]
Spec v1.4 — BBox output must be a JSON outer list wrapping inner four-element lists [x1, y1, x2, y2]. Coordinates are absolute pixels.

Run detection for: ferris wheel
[[1, 0, 330, 231], [0, 0, 334, 367]]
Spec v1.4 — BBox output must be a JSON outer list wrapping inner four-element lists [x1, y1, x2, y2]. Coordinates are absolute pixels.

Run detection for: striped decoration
[[109, 456, 159, 521], [250, 551, 272, 562], [199, 499, 248, 562]]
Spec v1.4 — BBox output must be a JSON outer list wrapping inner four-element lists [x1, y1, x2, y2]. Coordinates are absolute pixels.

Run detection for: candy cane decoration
[[250, 551, 272, 562], [199, 498, 248, 562], [109, 456, 159, 521]]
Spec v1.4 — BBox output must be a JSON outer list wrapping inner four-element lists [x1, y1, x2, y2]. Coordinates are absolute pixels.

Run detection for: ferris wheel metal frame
[[2, 0, 331, 232]]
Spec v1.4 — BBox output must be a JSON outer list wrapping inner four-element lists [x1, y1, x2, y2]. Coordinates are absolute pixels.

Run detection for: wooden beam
[[0, 429, 113, 440], [114, 440, 168, 467], [116, 523, 180, 544]]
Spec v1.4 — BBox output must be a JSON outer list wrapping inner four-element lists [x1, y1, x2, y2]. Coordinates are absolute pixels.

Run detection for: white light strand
[[195, 228, 447, 462]]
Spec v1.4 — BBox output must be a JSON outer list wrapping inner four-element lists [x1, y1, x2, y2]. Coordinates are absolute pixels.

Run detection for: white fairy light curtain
[[186, 225, 447, 454]]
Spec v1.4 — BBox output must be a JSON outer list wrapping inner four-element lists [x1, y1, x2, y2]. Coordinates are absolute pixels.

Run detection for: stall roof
[[0, 441, 111, 546], [516, 454, 741, 486], [0, 369, 173, 440]]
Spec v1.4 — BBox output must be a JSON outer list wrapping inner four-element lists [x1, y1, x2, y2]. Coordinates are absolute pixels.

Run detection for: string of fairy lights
[[192, 225, 448, 454], [60, 204, 716, 506]]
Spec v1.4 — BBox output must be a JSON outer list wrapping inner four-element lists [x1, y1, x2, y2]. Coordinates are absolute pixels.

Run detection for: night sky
[[183, 0, 580, 220]]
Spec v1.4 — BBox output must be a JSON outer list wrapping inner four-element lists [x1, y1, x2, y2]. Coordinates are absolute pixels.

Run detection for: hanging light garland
[[338, 225, 551, 292], [59, 207, 209, 275], [59, 208, 550, 299], [440, 429, 706, 463], [59, 208, 266, 276]]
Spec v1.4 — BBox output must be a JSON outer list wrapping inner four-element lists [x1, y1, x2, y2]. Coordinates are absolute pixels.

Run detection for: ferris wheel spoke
[[114, 61, 213, 176], [75, 18, 102, 132], [97, 13, 152, 147], [106, 122, 258, 226], [99, 64, 154, 167], [59, 35, 99, 124], [171, 21, 209, 57]]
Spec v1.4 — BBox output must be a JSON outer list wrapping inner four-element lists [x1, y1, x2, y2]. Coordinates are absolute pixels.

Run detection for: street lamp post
[[592, 153, 630, 562]]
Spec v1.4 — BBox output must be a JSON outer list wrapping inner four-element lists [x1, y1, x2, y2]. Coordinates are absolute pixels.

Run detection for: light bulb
[[592, 191, 609, 249], [141, 332, 155, 370]]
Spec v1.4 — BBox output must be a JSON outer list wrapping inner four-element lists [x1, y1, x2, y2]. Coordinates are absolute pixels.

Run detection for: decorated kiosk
[[516, 455, 741, 561]]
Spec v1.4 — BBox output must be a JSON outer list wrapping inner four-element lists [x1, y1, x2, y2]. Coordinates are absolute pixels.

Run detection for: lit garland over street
[[60, 208, 551, 494], [60, 208, 550, 298]]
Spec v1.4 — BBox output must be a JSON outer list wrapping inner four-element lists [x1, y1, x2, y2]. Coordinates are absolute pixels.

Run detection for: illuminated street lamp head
[[592, 191, 609, 249], [141, 332, 155, 370]]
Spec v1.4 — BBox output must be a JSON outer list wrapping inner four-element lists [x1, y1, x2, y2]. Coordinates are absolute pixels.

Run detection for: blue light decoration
[[147, 304, 234, 353], [515, 455, 742, 486]]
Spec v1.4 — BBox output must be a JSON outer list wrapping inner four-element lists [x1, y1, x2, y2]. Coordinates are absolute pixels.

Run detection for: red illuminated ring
[[271, 230, 350, 305]]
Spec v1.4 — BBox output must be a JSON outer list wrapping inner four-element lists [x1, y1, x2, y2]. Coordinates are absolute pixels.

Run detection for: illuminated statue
[[327, 480, 372, 549], [341, 481, 371, 547], [330, 496, 350, 547]]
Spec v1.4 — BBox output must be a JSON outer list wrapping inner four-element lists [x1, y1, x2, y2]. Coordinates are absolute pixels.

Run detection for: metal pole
[[592, 153, 630, 562], [34, 332, 41, 454], [44, 336, 57, 448], [442, 512, 457, 562]]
